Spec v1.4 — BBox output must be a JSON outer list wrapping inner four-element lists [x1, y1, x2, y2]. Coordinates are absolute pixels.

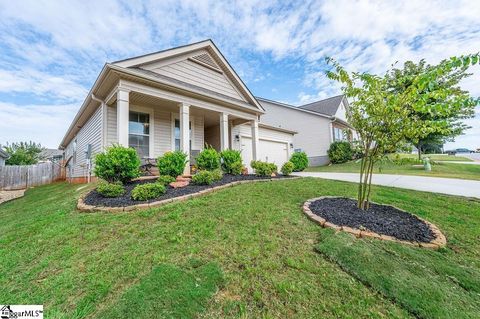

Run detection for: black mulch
[[309, 197, 435, 243], [84, 174, 292, 208]]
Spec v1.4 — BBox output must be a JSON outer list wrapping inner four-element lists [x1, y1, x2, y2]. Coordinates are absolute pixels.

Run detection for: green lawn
[[394, 153, 473, 162], [306, 159, 480, 180], [1, 179, 479, 318]]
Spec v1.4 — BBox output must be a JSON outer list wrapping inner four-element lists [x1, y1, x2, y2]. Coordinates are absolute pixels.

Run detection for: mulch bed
[[309, 197, 435, 243], [84, 174, 291, 207]]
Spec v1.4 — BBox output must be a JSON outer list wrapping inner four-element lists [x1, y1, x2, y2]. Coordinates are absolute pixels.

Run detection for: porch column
[[180, 103, 190, 175], [219, 113, 229, 151], [117, 88, 130, 147], [251, 119, 259, 161]]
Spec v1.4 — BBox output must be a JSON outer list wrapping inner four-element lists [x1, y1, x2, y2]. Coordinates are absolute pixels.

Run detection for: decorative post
[[180, 103, 190, 175], [117, 88, 130, 147], [220, 113, 229, 151]]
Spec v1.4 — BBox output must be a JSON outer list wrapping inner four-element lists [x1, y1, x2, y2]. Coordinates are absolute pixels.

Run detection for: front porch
[[104, 80, 261, 174]]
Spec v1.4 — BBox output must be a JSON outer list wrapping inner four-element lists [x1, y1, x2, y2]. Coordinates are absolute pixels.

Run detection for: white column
[[180, 103, 190, 175], [117, 88, 130, 147], [251, 119, 259, 161], [219, 113, 229, 151]]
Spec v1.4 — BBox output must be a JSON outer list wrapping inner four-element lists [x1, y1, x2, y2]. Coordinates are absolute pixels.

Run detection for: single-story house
[[59, 39, 353, 182], [40, 148, 64, 163], [0, 148, 9, 166]]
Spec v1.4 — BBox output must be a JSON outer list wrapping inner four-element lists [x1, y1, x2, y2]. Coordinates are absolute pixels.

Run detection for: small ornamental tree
[[326, 54, 479, 210], [94, 145, 140, 183]]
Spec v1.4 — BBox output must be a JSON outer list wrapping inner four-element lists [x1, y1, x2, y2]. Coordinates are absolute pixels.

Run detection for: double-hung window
[[129, 111, 150, 158], [174, 119, 192, 152]]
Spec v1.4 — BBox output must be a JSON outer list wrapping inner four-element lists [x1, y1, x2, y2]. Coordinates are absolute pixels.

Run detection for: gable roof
[[113, 39, 264, 112], [298, 95, 344, 116], [256, 96, 332, 119]]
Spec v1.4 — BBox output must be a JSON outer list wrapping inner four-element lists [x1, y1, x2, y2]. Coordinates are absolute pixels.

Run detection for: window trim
[[171, 113, 195, 152], [128, 105, 154, 158]]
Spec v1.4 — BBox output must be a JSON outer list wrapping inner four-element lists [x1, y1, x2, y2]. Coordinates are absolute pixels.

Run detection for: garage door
[[240, 137, 289, 169]]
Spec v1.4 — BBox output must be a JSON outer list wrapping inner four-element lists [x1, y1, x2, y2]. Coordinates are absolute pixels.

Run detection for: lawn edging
[[78, 176, 300, 213], [302, 196, 447, 249]]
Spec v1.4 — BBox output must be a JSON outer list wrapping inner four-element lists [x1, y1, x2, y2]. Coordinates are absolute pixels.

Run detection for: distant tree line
[[2, 141, 44, 165]]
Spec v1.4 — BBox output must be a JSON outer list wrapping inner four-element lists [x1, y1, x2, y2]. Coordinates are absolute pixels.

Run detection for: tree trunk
[[417, 142, 422, 161]]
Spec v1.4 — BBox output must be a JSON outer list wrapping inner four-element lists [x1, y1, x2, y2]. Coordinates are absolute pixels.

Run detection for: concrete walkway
[[0, 189, 25, 205], [437, 161, 480, 165], [293, 172, 480, 199]]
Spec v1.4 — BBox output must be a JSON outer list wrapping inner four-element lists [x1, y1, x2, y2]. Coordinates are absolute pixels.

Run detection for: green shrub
[[157, 175, 176, 186], [250, 160, 277, 177], [281, 161, 294, 176], [157, 151, 188, 177], [94, 145, 141, 183], [327, 141, 353, 164], [290, 151, 309, 171], [220, 149, 243, 174], [96, 180, 125, 198], [192, 169, 223, 185], [196, 146, 220, 171], [131, 183, 166, 201]]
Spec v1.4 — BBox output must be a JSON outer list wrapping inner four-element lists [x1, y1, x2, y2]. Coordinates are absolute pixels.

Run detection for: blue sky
[[0, 0, 479, 149]]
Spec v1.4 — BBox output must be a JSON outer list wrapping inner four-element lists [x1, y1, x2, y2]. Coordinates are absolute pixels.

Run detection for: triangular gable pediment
[[113, 40, 264, 111]]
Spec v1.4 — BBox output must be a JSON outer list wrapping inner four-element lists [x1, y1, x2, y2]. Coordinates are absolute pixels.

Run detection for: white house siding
[[231, 124, 294, 167], [66, 105, 103, 178], [335, 100, 348, 122], [258, 99, 332, 166], [105, 105, 118, 147], [105, 104, 204, 158], [145, 55, 246, 102]]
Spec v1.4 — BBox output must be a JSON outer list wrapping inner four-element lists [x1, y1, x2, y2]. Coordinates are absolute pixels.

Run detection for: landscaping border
[[77, 177, 300, 213], [302, 196, 447, 249]]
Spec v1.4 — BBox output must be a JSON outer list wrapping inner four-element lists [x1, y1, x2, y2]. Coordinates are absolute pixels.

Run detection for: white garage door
[[240, 136, 289, 169]]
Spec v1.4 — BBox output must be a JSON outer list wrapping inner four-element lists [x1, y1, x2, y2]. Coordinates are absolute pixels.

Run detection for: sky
[[0, 0, 479, 150]]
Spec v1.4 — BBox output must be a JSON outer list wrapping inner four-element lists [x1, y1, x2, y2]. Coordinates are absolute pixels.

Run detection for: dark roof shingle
[[298, 95, 344, 116]]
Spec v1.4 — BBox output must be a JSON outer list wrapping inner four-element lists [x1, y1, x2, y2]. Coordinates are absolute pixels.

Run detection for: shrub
[[96, 180, 125, 198], [281, 161, 294, 176], [290, 151, 308, 171], [251, 160, 277, 176], [192, 169, 223, 185], [220, 149, 243, 175], [157, 151, 188, 177], [157, 175, 176, 186], [196, 146, 220, 170], [327, 141, 353, 164], [131, 182, 166, 201], [94, 145, 141, 183]]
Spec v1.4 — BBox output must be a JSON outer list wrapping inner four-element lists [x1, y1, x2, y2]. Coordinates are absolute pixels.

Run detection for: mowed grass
[[394, 153, 473, 162], [0, 179, 479, 318], [306, 159, 480, 180]]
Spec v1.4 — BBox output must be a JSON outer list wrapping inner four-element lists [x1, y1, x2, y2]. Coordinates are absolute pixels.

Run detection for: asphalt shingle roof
[[298, 95, 344, 116]]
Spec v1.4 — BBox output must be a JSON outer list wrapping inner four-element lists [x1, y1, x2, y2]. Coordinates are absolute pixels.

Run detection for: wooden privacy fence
[[0, 162, 64, 190]]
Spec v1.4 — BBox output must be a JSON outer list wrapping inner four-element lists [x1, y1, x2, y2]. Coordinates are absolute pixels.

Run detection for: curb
[[302, 196, 447, 249], [77, 176, 301, 213]]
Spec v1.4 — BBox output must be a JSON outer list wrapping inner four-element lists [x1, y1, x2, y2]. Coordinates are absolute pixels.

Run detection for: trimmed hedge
[[157, 151, 188, 177], [220, 149, 243, 175], [131, 183, 166, 201], [251, 160, 277, 177], [281, 161, 294, 176], [290, 152, 308, 171], [327, 141, 353, 164], [94, 145, 140, 183], [192, 169, 223, 185], [96, 181, 125, 198], [195, 146, 220, 171]]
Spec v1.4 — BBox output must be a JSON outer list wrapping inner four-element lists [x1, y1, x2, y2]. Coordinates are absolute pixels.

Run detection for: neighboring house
[[59, 39, 354, 182], [257, 95, 355, 166], [40, 148, 64, 162], [0, 148, 9, 166]]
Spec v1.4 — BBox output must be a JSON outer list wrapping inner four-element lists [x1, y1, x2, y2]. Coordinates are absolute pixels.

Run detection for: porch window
[[333, 127, 347, 141], [129, 111, 150, 158], [174, 119, 191, 152]]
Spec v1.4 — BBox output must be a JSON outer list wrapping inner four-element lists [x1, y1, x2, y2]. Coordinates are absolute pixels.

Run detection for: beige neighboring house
[[60, 40, 295, 182], [258, 95, 354, 166]]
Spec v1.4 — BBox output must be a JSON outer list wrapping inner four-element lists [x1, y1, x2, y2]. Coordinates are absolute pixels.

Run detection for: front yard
[[1, 178, 479, 318], [307, 158, 480, 181]]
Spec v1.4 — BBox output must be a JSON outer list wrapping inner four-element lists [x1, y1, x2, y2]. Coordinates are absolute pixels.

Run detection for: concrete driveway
[[293, 172, 480, 199]]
